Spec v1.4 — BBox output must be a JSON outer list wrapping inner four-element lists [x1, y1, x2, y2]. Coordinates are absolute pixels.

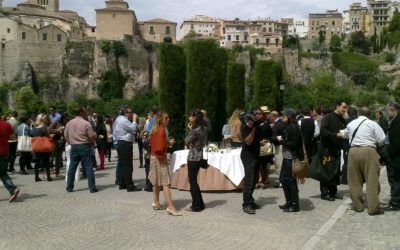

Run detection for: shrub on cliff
[[226, 62, 246, 115], [97, 69, 127, 101], [332, 52, 378, 85], [158, 43, 186, 149]]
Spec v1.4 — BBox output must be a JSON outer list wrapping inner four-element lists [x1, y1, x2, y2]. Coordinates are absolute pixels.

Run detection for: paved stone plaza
[[0, 147, 399, 250]]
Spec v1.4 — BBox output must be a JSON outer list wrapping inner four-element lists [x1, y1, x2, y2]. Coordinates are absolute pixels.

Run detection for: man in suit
[[298, 107, 320, 164], [385, 101, 400, 211]]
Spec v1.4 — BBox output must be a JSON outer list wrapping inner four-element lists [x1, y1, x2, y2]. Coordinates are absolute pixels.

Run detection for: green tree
[[389, 12, 400, 32], [349, 31, 371, 55], [158, 43, 186, 149], [329, 34, 342, 52], [226, 62, 246, 115], [318, 30, 326, 45], [13, 86, 42, 114], [387, 30, 400, 52], [97, 69, 127, 101], [252, 60, 281, 109], [185, 39, 228, 141], [283, 35, 301, 50]]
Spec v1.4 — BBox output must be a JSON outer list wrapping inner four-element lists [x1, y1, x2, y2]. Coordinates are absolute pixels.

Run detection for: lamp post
[[279, 80, 285, 112]]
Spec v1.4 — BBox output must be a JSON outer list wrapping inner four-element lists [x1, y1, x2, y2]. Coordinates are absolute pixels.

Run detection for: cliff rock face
[[2, 37, 156, 102], [65, 38, 156, 100], [283, 51, 351, 85]]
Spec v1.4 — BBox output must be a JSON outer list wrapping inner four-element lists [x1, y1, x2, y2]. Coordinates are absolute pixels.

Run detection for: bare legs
[[152, 185, 178, 212]]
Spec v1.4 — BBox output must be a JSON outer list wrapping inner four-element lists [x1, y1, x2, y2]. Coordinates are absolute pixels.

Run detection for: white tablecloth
[[170, 149, 244, 186]]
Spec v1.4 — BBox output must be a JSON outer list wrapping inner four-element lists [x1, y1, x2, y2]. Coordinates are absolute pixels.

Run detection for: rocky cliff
[[1, 37, 158, 102]]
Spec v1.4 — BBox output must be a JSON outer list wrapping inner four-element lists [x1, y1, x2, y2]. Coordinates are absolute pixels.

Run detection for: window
[[190, 24, 194, 29], [91, 27, 95, 33], [227, 35, 231, 41], [166, 26, 170, 35], [236, 35, 239, 41], [256, 39, 259, 45], [43, 33, 47, 41], [332, 21, 335, 26], [269, 27, 272, 33], [244, 35, 248, 41], [22, 32, 26, 40], [7, 28, 10, 33], [262, 27, 266, 32], [266, 38, 270, 46], [149, 26, 154, 34], [57, 34, 62, 42], [1, 43, 5, 49]]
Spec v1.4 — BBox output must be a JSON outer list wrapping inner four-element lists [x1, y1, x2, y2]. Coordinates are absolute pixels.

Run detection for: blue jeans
[[67, 144, 96, 191], [0, 156, 18, 194]]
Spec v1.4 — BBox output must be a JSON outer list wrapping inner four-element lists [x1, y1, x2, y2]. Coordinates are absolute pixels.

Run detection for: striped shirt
[[113, 115, 137, 143]]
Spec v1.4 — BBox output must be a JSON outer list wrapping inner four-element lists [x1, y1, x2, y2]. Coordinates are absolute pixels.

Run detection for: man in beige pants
[[346, 107, 386, 216]]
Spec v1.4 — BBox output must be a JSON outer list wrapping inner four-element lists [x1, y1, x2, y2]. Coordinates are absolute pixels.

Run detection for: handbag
[[292, 136, 309, 184], [260, 140, 274, 156], [17, 125, 32, 152], [31, 137, 54, 153], [308, 144, 340, 184], [200, 140, 209, 169]]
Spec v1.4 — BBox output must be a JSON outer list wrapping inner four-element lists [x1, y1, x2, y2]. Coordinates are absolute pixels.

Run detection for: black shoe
[[333, 193, 343, 199], [279, 203, 291, 209], [66, 188, 73, 193], [274, 182, 282, 188], [119, 185, 127, 190], [251, 202, 260, 210], [384, 204, 400, 211], [185, 206, 205, 212], [47, 178, 53, 182], [368, 208, 384, 216], [243, 206, 256, 214], [321, 195, 335, 201], [283, 205, 300, 213], [27, 166, 33, 170], [90, 188, 99, 193], [127, 185, 141, 192]]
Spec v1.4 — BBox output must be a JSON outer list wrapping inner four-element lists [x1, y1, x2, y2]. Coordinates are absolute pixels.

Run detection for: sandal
[[152, 203, 165, 210]]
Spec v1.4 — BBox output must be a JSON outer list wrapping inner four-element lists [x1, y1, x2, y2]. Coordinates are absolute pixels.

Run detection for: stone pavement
[[0, 147, 399, 250]]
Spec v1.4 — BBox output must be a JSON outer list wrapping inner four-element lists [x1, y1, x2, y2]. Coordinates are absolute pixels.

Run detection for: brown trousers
[[347, 146, 381, 213]]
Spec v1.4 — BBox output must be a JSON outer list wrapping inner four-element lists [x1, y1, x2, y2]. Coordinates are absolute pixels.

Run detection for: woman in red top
[[149, 112, 181, 216]]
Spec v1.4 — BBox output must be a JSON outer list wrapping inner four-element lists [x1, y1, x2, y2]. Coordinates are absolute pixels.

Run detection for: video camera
[[239, 110, 261, 127]]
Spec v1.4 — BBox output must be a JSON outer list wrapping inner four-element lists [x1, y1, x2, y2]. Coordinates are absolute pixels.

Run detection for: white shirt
[[345, 116, 386, 148], [298, 116, 320, 138]]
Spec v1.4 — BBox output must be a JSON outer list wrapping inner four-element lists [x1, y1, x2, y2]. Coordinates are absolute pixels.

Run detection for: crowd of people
[[0, 101, 399, 218]]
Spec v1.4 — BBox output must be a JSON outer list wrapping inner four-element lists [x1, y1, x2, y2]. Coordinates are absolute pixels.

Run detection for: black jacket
[[388, 114, 400, 155], [272, 118, 286, 146], [282, 122, 304, 160], [320, 112, 346, 157]]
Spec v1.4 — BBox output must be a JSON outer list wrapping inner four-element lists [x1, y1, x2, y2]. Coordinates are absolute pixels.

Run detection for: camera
[[239, 112, 253, 125]]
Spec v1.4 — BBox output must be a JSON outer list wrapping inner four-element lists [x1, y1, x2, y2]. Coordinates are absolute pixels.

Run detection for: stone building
[[180, 15, 219, 40], [95, 0, 137, 40], [0, 0, 88, 83], [349, 2, 369, 35], [367, 0, 393, 34], [218, 18, 284, 54], [138, 18, 177, 43], [308, 10, 343, 41]]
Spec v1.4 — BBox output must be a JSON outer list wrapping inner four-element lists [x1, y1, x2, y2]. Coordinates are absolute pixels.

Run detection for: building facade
[[95, 0, 137, 40], [180, 15, 219, 40], [293, 18, 309, 38], [367, 0, 393, 34], [138, 18, 177, 43], [308, 10, 343, 41], [349, 2, 369, 35]]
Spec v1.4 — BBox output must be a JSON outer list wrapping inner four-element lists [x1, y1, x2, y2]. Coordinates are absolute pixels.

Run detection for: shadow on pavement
[[257, 196, 278, 208], [300, 198, 315, 211], [173, 199, 192, 209], [17, 193, 48, 201], [205, 199, 227, 208]]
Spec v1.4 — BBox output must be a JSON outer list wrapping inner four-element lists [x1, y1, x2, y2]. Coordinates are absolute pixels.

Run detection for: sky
[[4, 0, 356, 26]]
